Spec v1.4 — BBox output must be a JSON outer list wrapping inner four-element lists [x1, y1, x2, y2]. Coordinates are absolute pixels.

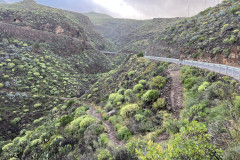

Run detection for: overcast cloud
[[5, 0, 222, 19]]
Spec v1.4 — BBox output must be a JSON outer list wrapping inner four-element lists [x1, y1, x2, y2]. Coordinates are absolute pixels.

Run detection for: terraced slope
[[150, 0, 240, 66]]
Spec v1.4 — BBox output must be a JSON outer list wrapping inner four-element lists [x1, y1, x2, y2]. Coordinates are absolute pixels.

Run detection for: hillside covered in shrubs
[[82, 55, 240, 159], [1, 0, 240, 159], [0, 0, 112, 51], [150, 0, 240, 67], [0, 33, 112, 143]]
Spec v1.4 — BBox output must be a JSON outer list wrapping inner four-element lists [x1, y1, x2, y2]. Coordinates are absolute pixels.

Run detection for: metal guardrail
[[145, 56, 240, 80], [100, 51, 129, 55]]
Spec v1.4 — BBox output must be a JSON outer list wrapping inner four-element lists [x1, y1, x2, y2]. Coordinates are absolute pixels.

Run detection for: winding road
[[101, 51, 240, 81], [145, 56, 240, 81]]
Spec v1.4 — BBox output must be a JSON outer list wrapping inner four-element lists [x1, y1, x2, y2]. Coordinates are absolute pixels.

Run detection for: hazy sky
[[5, 0, 222, 19]]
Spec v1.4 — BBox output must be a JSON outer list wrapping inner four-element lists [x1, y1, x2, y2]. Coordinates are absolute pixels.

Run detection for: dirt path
[[84, 103, 124, 147], [169, 68, 183, 119]]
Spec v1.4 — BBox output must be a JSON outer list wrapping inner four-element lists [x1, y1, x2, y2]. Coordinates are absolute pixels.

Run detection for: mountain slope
[[0, 0, 114, 145], [85, 12, 178, 53], [150, 0, 240, 66], [84, 12, 148, 51], [120, 18, 180, 53], [0, 0, 112, 50]]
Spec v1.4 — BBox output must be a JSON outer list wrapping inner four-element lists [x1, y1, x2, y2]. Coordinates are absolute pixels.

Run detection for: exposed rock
[[107, 110, 116, 117]]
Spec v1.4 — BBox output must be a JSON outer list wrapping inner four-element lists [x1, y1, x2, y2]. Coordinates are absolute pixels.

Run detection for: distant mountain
[[0, 0, 6, 4], [85, 12, 178, 53], [119, 18, 180, 53], [0, 0, 112, 50], [150, 0, 240, 66], [84, 12, 113, 21]]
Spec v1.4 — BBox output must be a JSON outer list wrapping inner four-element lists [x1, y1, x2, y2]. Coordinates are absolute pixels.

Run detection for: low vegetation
[[151, 0, 240, 66], [1, 0, 240, 159]]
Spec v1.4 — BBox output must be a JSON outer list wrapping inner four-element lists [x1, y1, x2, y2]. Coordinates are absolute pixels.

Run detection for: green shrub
[[124, 89, 135, 102], [10, 117, 21, 126], [22, 43, 28, 47], [99, 133, 109, 146], [61, 105, 68, 110], [117, 126, 132, 140], [33, 117, 44, 124], [133, 84, 143, 92], [124, 89, 134, 97], [33, 72, 40, 76], [222, 76, 230, 82], [184, 77, 200, 90], [137, 52, 144, 57], [233, 29, 239, 35], [136, 121, 223, 159], [74, 107, 86, 118], [7, 63, 15, 69], [93, 88, 98, 92], [109, 115, 117, 125], [233, 96, 240, 116], [105, 102, 113, 111], [223, 49, 230, 58], [221, 24, 229, 31], [68, 115, 87, 132], [229, 35, 237, 44], [80, 117, 96, 129], [120, 104, 140, 118], [34, 103, 42, 108], [144, 109, 153, 116], [188, 102, 207, 120], [0, 83, 4, 88], [117, 88, 125, 95], [151, 76, 166, 89], [192, 53, 197, 58], [59, 115, 73, 126], [128, 71, 135, 77], [139, 80, 147, 85], [198, 82, 210, 92], [224, 146, 240, 160], [127, 138, 148, 155], [2, 38, 9, 45], [108, 93, 124, 106], [213, 47, 221, 54], [87, 94, 92, 99], [135, 114, 145, 122], [152, 98, 165, 110], [230, 6, 239, 14], [67, 100, 75, 107], [97, 149, 112, 160], [141, 90, 159, 103], [52, 107, 58, 113]]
